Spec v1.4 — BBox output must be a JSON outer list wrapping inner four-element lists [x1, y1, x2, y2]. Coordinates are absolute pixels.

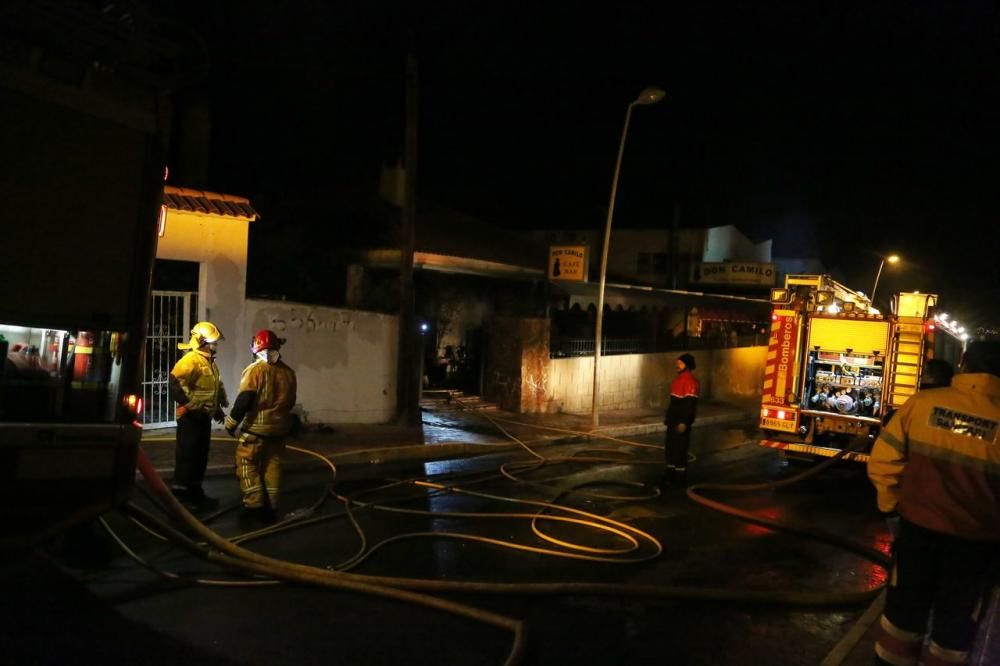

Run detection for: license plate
[[761, 416, 797, 432]]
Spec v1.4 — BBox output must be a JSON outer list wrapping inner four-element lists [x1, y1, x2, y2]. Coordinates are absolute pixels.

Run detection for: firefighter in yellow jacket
[[867, 340, 1000, 666], [225, 329, 297, 526], [169, 321, 228, 511]]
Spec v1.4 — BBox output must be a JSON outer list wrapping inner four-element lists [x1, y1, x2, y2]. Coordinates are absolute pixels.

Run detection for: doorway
[[143, 260, 199, 428]]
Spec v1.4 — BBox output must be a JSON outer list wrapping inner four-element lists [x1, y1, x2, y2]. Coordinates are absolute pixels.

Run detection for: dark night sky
[[163, 1, 1000, 327]]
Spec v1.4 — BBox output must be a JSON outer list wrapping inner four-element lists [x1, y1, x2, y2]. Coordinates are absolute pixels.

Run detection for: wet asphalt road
[[5, 420, 892, 666]]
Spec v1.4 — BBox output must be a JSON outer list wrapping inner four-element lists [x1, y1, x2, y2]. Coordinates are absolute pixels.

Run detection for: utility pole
[[670, 201, 680, 289], [397, 52, 420, 427]]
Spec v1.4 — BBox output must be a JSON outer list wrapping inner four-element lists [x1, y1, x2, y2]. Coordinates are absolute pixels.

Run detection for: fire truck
[[758, 274, 966, 462], [0, 3, 180, 549]]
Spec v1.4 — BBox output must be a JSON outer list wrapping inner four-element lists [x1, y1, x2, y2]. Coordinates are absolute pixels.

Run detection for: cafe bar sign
[[691, 262, 776, 287], [548, 246, 588, 282]]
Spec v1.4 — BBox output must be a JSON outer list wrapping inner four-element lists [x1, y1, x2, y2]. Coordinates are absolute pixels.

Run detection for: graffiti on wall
[[268, 308, 357, 333]]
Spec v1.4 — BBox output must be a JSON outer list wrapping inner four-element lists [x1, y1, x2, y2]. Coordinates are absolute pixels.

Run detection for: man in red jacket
[[663, 352, 700, 489]]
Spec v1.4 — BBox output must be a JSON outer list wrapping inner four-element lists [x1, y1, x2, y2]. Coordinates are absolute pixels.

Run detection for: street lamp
[[591, 86, 666, 428], [870, 254, 900, 305]]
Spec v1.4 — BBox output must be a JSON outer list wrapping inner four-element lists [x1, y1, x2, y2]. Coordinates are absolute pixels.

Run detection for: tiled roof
[[162, 186, 259, 220]]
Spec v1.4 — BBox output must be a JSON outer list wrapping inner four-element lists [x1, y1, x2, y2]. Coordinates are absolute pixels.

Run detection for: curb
[[151, 411, 754, 478]]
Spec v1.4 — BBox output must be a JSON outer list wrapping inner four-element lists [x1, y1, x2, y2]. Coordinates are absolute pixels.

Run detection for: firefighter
[[225, 329, 298, 526], [867, 340, 1000, 666], [169, 321, 228, 512], [662, 352, 700, 488]]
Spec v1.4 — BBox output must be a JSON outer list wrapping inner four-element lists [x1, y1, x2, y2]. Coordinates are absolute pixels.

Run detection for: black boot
[[192, 494, 220, 512], [658, 470, 673, 494]]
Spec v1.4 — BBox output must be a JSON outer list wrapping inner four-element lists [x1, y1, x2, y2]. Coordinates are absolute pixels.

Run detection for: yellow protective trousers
[[234, 433, 287, 510]]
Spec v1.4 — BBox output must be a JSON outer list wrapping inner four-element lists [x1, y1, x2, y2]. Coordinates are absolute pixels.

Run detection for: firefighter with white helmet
[[225, 329, 298, 526], [168, 321, 229, 512]]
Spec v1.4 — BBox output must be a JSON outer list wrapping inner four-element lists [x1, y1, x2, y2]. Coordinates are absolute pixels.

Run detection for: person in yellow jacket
[[225, 329, 298, 526], [168, 321, 228, 512], [867, 340, 1000, 666]]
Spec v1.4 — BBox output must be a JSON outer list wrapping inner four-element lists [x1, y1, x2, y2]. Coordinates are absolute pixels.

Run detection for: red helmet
[[251, 329, 284, 354]]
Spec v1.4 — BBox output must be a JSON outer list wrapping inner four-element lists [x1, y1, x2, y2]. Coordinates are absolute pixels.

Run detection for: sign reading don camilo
[[548, 246, 588, 282], [691, 262, 776, 287]]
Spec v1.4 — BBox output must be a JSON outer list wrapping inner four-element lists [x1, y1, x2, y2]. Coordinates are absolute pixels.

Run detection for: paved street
[[4, 418, 925, 666]]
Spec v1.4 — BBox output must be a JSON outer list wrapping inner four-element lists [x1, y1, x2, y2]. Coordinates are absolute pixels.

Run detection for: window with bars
[[142, 291, 197, 428]]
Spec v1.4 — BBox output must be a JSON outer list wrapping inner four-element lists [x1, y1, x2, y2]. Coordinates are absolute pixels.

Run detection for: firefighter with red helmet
[[168, 321, 228, 512], [225, 329, 298, 526]]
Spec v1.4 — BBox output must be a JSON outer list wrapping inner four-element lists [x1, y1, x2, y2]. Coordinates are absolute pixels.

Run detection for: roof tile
[[162, 185, 259, 220]]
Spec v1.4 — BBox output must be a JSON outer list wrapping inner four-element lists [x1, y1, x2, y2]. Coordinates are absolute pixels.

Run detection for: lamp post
[[870, 254, 900, 305], [591, 86, 665, 428]]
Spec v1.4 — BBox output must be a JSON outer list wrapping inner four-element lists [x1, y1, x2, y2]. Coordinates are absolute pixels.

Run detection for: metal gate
[[143, 290, 197, 428]]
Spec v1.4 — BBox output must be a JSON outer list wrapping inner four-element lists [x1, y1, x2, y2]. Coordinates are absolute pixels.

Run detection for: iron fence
[[549, 334, 766, 358]]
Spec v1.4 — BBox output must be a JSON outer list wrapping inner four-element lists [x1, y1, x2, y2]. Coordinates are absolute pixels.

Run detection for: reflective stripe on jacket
[[867, 373, 1000, 542], [170, 350, 226, 414], [237, 359, 297, 436]]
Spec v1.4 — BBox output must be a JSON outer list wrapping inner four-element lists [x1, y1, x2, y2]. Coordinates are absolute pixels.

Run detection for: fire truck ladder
[[886, 321, 925, 409]]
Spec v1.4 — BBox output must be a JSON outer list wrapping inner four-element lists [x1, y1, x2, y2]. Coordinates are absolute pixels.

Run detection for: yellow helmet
[[179, 321, 224, 350]]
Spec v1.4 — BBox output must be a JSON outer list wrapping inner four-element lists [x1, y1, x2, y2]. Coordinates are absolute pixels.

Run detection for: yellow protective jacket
[[170, 349, 227, 416], [867, 373, 1000, 542], [235, 359, 297, 437]]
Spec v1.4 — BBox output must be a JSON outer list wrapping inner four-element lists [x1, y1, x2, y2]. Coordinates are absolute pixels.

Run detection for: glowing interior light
[[123, 394, 143, 416], [961, 333, 969, 341]]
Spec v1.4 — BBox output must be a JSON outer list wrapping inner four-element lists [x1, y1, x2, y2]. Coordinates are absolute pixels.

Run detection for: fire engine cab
[[759, 274, 966, 462]]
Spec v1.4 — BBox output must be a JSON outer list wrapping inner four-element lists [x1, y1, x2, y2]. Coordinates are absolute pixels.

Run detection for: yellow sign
[[548, 246, 588, 282]]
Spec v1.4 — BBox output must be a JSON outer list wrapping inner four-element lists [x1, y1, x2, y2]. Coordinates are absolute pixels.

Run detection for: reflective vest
[[867, 373, 1000, 542], [171, 349, 226, 415], [237, 359, 297, 436]]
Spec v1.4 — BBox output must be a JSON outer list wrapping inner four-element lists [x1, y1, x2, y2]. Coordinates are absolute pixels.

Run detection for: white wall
[[243, 300, 398, 424], [702, 225, 772, 263], [155, 210, 250, 398], [547, 346, 768, 414]]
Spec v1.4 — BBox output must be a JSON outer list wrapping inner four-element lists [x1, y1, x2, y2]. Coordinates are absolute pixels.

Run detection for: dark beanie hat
[[678, 353, 696, 370]]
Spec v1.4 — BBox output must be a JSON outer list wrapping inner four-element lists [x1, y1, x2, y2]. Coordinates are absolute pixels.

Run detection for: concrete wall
[[155, 209, 250, 398], [244, 299, 398, 424], [483, 317, 550, 413], [546, 345, 768, 414]]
